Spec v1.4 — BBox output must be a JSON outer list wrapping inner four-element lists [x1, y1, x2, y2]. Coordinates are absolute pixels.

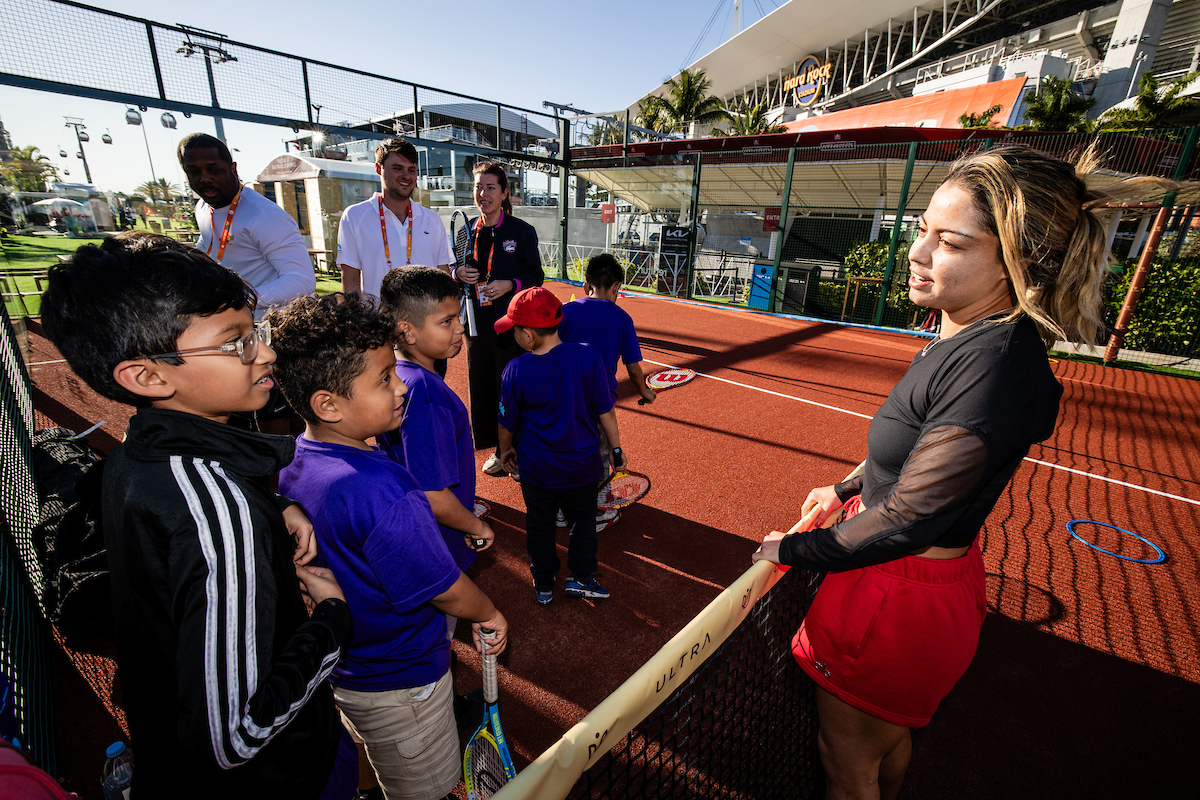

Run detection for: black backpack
[[30, 427, 111, 641]]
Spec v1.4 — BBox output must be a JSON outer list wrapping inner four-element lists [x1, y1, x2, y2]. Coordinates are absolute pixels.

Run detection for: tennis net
[[496, 561, 824, 799]]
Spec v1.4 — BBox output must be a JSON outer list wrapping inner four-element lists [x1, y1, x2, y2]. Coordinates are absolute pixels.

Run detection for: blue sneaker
[[565, 575, 609, 600], [534, 583, 554, 606]]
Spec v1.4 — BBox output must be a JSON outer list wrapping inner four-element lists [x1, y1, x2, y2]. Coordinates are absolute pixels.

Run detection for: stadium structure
[[629, 0, 1200, 132]]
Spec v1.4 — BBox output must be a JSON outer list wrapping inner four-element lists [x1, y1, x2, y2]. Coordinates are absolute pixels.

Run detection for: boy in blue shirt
[[559, 254, 655, 515], [268, 293, 509, 800], [560, 253, 657, 413], [377, 266, 494, 582], [40, 233, 356, 799], [495, 287, 627, 605]]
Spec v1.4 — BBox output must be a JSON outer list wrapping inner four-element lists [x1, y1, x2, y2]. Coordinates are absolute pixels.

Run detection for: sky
[[1, 0, 785, 196]]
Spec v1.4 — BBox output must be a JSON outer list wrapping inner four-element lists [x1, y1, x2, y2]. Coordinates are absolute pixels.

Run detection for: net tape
[[494, 563, 823, 799], [573, 566, 825, 796], [569, 566, 822, 799]]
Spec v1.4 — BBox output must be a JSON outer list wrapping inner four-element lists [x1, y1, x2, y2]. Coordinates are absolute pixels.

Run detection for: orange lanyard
[[378, 194, 413, 268], [207, 188, 242, 263], [472, 210, 503, 281]]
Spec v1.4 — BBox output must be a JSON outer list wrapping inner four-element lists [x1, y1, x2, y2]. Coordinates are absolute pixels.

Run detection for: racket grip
[[472, 537, 487, 549], [481, 652, 499, 703], [479, 627, 500, 703], [638, 398, 648, 405]]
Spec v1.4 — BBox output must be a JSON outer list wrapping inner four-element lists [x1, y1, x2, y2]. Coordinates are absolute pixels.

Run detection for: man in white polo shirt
[[337, 137, 453, 299], [179, 133, 315, 321]]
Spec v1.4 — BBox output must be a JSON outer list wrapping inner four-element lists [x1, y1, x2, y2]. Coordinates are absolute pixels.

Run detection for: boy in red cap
[[495, 286, 626, 605]]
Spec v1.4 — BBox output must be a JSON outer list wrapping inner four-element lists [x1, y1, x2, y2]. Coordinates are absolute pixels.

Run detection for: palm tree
[[0, 145, 59, 192], [135, 178, 181, 203], [585, 117, 623, 146], [1022, 75, 1095, 132], [958, 104, 1004, 129], [722, 96, 785, 136], [1098, 72, 1199, 131], [634, 96, 670, 139], [657, 68, 731, 136]]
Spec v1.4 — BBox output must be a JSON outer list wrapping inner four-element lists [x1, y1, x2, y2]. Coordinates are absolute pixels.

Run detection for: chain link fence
[[0, 0, 561, 156], [0, 304, 56, 773]]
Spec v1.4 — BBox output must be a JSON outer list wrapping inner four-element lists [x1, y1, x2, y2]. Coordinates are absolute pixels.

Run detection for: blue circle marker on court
[[1067, 519, 1166, 564]]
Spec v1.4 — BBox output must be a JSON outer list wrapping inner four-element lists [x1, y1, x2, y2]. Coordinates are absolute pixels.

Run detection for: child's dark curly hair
[[265, 293, 395, 423]]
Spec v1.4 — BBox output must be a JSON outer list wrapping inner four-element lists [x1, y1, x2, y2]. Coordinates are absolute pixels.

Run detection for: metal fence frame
[[563, 127, 1200, 371], [0, 0, 564, 167]]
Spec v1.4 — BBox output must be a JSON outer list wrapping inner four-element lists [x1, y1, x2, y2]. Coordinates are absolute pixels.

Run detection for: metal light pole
[[64, 117, 92, 184], [177, 26, 238, 143], [125, 108, 158, 186]]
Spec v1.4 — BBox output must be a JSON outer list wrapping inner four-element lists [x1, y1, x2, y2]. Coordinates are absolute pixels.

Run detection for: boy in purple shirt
[[560, 253, 657, 408], [268, 293, 509, 800], [559, 253, 656, 490], [495, 287, 627, 605], [377, 266, 494, 577]]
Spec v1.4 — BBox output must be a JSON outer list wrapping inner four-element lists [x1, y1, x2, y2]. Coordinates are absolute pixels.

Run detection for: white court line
[[645, 359, 1200, 508], [645, 359, 874, 421], [28, 359, 67, 366], [1023, 459, 1200, 507]]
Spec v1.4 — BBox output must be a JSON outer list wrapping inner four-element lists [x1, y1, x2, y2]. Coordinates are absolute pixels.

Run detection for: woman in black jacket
[[453, 161, 544, 465]]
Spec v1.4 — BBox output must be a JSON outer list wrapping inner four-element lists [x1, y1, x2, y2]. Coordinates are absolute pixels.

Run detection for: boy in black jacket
[[40, 232, 357, 799]]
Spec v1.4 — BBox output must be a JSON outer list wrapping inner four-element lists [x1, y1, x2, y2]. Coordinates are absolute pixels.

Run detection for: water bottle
[[101, 741, 133, 800]]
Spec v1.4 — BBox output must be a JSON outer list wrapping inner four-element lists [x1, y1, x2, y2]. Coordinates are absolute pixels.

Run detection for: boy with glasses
[[40, 232, 358, 799]]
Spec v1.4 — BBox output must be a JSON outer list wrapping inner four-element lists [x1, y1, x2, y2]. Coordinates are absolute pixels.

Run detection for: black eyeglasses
[[145, 320, 271, 365]]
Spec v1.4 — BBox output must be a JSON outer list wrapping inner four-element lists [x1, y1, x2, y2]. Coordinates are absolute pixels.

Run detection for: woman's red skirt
[[792, 534, 987, 728]]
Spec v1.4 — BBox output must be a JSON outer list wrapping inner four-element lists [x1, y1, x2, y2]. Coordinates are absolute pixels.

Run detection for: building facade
[[631, 0, 1199, 132]]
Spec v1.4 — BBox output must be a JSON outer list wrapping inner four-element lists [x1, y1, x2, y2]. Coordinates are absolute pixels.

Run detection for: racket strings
[[598, 473, 651, 510], [452, 211, 471, 265], [467, 733, 507, 798], [645, 368, 697, 391]]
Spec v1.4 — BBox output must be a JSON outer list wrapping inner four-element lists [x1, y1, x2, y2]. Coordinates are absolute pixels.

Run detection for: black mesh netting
[[569, 566, 824, 800]]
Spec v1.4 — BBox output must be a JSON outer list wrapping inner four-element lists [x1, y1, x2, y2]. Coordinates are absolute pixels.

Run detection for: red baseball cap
[[494, 286, 563, 334]]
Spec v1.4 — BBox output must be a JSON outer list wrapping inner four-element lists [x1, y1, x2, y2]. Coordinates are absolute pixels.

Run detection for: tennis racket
[[597, 469, 651, 511], [463, 629, 516, 800], [451, 210, 478, 336], [638, 367, 697, 405]]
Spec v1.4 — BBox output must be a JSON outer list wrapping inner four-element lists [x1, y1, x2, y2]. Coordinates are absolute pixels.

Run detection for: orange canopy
[[784, 77, 1029, 133]]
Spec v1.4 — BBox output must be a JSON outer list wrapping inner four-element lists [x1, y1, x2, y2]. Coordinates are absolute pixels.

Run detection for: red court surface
[[21, 281, 1199, 799]]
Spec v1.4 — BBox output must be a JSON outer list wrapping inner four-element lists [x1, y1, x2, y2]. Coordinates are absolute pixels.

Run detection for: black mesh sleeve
[[834, 475, 863, 503], [778, 424, 989, 572]]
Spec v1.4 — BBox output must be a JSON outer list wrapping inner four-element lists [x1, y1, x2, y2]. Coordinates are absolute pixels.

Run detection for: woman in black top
[[453, 161, 544, 460], [754, 145, 1144, 800]]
